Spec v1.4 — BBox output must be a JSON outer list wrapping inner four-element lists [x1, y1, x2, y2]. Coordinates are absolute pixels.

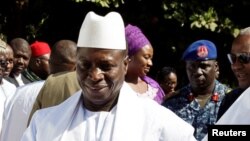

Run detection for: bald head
[[49, 40, 77, 74], [230, 27, 250, 89], [232, 27, 250, 47], [10, 38, 31, 54], [9, 38, 31, 76]]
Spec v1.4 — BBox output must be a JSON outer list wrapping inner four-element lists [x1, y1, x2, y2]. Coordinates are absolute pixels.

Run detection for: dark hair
[[156, 66, 177, 83]]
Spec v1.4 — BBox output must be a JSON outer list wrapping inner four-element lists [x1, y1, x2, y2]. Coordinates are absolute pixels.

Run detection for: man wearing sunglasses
[[217, 27, 250, 121], [0, 39, 16, 134]]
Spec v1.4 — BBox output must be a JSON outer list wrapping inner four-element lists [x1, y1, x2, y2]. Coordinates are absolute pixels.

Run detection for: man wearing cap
[[0, 40, 16, 99], [21, 11, 196, 141], [23, 41, 51, 81], [0, 39, 16, 133], [162, 39, 231, 141], [27, 39, 80, 123]]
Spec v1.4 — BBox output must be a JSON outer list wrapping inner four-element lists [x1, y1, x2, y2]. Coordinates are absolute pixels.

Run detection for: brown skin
[[76, 48, 128, 111], [10, 38, 31, 76], [0, 54, 6, 84], [49, 40, 77, 74], [29, 53, 51, 80], [186, 60, 218, 95], [3, 44, 14, 77], [125, 44, 153, 93], [231, 34, 250, 89], [126, 45, 153, 77], [39, 54, 50, 77], [160, 72, 177, 95]]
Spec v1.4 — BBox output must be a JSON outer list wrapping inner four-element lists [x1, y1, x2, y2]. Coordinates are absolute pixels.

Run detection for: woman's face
[[160, 72, 177, 94], [128, 44, 153, 77]]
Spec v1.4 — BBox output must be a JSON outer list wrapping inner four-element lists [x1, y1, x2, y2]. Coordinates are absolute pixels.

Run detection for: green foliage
[[72, 0, 124, 8], [162, 0, 239, 37], [162, 1, 187, 26], [0, 0, 246, 41], [189, 7, 218, 31], [26, 14, 49, 41], [0, 12, 7, 40]]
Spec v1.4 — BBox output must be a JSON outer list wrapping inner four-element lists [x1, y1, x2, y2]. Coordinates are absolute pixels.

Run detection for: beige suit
[[28, 71, 81, 124]]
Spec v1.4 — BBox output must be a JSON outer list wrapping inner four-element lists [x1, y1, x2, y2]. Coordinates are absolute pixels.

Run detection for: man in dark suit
[[5, 38, 32, 87]]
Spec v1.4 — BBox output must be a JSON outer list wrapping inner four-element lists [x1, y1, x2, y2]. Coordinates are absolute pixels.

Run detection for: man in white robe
[[21, 11, 197, 141], [0, 79, 16, 110], [0, 79, 16, 132], [201, 86, 250, 141], [201, 27, 250, 141], [0, 39, 16, 134], [22, 82, 196, 141], [0, 81, 44, 141], [215, 86, 250, 124]]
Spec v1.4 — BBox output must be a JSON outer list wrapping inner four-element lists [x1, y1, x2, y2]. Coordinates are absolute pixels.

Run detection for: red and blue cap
[[182, 39, 217, 61]]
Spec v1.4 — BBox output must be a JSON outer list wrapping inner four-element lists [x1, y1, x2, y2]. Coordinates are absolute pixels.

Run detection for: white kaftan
[[0, 81, 45, 141], [21, 82, 197, 141], [201, 86, 250, 141], [0, 79, 16, 134]]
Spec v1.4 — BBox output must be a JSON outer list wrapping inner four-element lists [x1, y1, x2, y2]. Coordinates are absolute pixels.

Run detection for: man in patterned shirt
[[162, 39, 232, 141]]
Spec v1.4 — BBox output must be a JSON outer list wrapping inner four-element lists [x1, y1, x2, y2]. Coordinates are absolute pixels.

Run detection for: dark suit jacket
[[5, 72, 32, 87], [216, 88, 245, 121]]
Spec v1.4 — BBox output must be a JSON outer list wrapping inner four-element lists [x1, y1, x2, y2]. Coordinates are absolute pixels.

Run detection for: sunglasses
[[227, 53, 250, 64]]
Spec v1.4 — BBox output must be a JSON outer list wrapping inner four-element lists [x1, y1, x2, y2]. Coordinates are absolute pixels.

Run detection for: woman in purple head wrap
[[125, 24, 165, 104]]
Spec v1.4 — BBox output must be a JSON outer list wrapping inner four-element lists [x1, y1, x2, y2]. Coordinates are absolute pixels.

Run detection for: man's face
[[36, 53, 51, 79], [186, 60, 218, 91], [76, 48, 128, 105], [12, 46, 31, 76], [230, 35, 250, 89]]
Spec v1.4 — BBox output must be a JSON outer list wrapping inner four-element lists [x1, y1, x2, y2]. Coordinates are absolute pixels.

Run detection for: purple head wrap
[[125, 24, 151, 56]]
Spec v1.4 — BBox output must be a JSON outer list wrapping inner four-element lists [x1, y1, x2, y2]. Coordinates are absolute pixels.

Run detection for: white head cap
[[77, 11, 126, 50]]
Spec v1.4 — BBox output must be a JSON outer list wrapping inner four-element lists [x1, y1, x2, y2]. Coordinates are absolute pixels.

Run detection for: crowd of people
[[0, 10, 249, 141]]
